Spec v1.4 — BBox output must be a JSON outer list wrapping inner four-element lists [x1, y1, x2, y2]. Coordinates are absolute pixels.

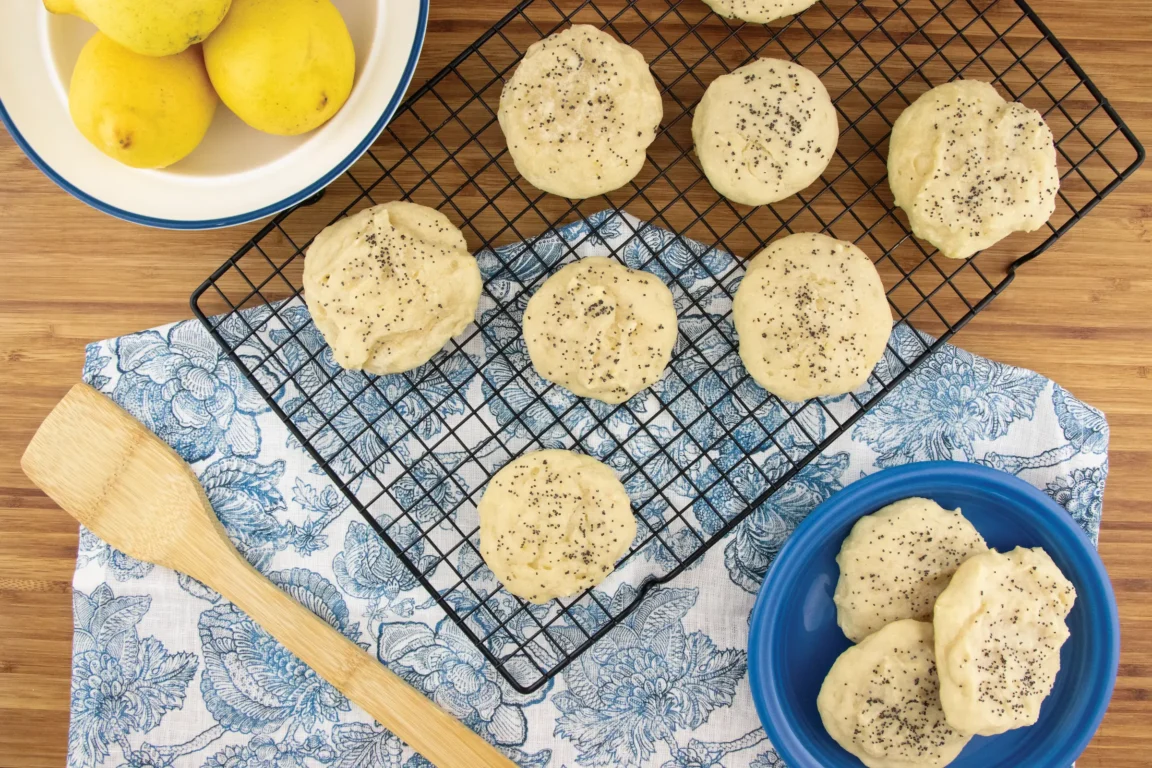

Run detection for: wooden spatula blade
[[21, 383, 217, 576]]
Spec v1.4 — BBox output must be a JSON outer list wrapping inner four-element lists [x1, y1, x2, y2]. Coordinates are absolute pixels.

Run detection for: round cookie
[[498, 25, 663, 199], [478, 449, 636, 603], [702, 0, 819, 24], [818, 620, 972, 768], [934, 546, 1076, 736], [732, 232, 890, 401], [834, 497, 988, 642], [523, 257, 678, 404], [692, 58, 838, 206], [303, 202, 481, 375], [888, 79, 1060, 260]]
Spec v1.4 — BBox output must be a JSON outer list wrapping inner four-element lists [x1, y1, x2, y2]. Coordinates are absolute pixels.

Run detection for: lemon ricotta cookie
[[888, 80, 1059, 260], [498, 24, 663, 198], [818, 620, 972, 768], [523, 257, 678, 404], [303, 202, 482, 375], [834, 497, 988, 642], [934, 546, 1076, 735], [733, 232, 890, 401], [693, 58, 838, 206], [701, 0, 819, 24], [478, 450, 636, 603]]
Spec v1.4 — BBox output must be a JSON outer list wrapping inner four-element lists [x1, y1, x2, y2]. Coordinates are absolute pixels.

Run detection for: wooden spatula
[[22, 383, 515, 768]]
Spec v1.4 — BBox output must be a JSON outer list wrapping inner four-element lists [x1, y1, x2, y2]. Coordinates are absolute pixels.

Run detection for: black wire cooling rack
[[191, 0, 1142, 693]]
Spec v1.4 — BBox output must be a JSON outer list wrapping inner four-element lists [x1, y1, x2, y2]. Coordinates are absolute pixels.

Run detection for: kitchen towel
[[69, 214, 1107, 768]]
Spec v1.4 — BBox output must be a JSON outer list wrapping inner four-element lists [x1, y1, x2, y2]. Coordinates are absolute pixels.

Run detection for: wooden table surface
[[1, 1, 1149, 766]]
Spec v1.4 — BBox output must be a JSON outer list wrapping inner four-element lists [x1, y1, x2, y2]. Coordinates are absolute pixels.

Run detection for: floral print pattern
[[554, 586, 746, 767], [1047, 464, 1107, 544], [379, 618, 549, 748], [198, 570, 358, 734], [112, 321, 268, 462], [724, 453, 850, 593], [70, 585, 196, 768], [70, 214, 1108, 767], [852, 339, 1046, 466]]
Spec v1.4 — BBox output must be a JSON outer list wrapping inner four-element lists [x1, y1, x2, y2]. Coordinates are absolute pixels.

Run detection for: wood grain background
[[1, 1, 1149, 765]]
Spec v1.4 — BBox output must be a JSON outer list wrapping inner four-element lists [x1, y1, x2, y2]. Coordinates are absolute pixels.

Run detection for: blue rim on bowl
[[747, 461, 1119, 768], [0, 1, 429, 230]]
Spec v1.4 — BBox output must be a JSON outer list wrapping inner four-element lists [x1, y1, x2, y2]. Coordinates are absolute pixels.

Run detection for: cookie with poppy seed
[[303, 202, 481, 375], [732, 232, 890, 401], [498, 25, 662, 199], [888, 79, 1059, 260], [834, 497, 988, 642], [523, 257, 678, 404], [934, 546, 1076, 736], [693, 58, 838, 206], [701, 0, 819, 24], [478, 449, 636, 604], [818, 620, 973, 768]]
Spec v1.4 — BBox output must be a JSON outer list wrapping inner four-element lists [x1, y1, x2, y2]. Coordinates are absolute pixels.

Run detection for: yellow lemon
[[69, 33, 218, 169], [202, 0, 355, 136], [44, 0, 232, 58]]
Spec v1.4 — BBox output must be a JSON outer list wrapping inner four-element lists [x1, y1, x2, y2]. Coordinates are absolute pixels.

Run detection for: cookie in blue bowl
[[747, 461, 1118, 768]]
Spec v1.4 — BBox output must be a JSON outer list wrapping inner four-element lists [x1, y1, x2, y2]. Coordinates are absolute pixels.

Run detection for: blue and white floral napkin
[[70, 216, 1107, 768]]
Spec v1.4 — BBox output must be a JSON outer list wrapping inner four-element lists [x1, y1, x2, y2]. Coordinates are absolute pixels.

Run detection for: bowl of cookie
[[746, 461, 1119, 768]]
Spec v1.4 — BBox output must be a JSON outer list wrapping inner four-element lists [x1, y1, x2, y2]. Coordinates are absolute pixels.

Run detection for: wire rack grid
[[191, 0, 1143, 693]]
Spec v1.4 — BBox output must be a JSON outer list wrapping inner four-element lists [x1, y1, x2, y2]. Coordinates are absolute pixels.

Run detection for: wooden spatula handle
[[206, 542, 514, 768]]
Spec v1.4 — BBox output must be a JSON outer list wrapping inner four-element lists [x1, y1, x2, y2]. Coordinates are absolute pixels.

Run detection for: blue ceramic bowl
[[748, 461, 1118, 768]]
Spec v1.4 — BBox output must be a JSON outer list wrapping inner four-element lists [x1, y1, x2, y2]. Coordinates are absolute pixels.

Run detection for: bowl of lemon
[[0, 0, 428, 228]]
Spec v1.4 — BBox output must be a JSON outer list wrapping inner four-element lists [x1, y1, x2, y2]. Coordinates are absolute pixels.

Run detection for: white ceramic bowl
[[0, 1, 428, 229]]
